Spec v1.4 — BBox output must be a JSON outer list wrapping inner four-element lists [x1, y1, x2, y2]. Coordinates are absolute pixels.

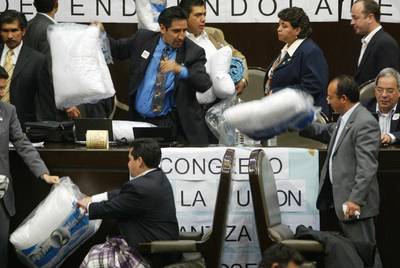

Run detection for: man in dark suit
[[301, 75, 382, 268], [365, 67, 400, 145], [24, 0, 58, 59], [78, 138, 178, 266], [98, 6, 211, 145], [351, 0, 400, 86], [0, 66, 59, 268], [0, 10, 56, 127]]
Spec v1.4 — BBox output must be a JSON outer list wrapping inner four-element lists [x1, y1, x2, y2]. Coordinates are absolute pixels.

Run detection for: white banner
[[341, 0, 400, 23], [1, 0, 339, 23], [161, 147, 320, 267]]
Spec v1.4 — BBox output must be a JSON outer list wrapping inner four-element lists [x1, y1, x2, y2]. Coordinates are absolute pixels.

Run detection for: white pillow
[[196, 46, 235, 104], [211, 46, 235, 99], [10, 177, 101, 268], [196, 58, 217, 104], [48, 23, 116, 110], [223, 89, 315, 139], [196, 87, 217, 104], [112, 120, 156, 142]]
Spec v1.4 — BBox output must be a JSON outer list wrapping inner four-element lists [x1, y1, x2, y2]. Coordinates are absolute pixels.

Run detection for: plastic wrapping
[[100, 31, 113, 64], [223, 88, 316, 140], [229, 57, 245, 84], [10, 177, 101, 268], [205, 95, 258, 146], [136, 0, 167, 32], [48, 23, 116, 109]]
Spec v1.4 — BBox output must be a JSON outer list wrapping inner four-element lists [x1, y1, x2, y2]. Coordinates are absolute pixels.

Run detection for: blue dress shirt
[[135, 38, 188, 118]]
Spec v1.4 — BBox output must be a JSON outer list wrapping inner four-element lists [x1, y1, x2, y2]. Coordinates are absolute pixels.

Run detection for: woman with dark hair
[[264, 7, 329, 114]]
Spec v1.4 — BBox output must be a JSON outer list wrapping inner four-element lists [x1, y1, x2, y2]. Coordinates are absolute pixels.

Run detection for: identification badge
[[393, 113, 399, 120], [141, 50, 150, 59]]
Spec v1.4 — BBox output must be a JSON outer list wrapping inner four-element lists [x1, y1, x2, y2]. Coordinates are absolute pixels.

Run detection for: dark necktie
[[152, 47, 169, 113]]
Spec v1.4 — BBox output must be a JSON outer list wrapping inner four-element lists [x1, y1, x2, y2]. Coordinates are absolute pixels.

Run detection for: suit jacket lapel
[[137, 34, 160, 80], [12, 45, 29, 80], [390, 103, 400, 132], [326, 122, 341, 157], [332, 105, 361, 156], [355, 29, 382, 77], [173, 42, 185, 93], [274, 53, 292, 71]]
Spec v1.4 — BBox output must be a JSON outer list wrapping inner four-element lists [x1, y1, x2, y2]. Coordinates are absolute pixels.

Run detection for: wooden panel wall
[[105, 22, 400, 119]]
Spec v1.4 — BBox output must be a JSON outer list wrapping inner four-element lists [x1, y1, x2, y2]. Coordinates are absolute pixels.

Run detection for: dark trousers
[[0, 201, 10, 268], [142, 110, 187, 144], [339, 218, 383, 268], [321, 176, 382, 268]]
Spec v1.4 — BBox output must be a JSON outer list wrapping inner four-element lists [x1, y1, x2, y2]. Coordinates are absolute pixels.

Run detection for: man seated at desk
[[78, 138, 179, 267], [365, 67, 400, 145]]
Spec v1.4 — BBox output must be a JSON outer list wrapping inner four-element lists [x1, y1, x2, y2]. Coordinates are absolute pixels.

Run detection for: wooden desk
[[8, 144, 400, 267]]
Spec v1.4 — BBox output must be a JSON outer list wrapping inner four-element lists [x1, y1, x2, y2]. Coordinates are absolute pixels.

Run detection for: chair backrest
[[359, 79, 376, 105], [275, 111, 327, 148], [198, 148, 235, 267], [239, 67, 266, 102], [249, 149, 293, 254]]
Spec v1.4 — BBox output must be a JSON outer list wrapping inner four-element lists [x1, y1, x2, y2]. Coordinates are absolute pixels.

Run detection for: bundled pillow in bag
[[196, 46, 235, 104], [223, 88, 316, 140], [48, 23, 115, 110], [10, 177, 101, 268], [136, 0, 167, 32]]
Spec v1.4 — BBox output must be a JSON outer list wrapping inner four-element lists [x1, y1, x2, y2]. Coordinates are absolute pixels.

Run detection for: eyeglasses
[[376, 88, 398, 95]]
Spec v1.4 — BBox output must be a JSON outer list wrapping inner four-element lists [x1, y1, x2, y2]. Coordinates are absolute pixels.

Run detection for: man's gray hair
[[375, 67, 400, 90]]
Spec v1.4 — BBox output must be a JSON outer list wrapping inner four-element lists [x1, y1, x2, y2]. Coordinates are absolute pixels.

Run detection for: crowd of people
[[1, 0, 399, 267]]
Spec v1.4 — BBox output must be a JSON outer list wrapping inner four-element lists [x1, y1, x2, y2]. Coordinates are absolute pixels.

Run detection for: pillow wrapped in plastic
[[112, 120, 156, 142], [48, 23, 116, 110], [206, 96, 260, 146], [136, 0, 167, 32], [210, 46, 235, 99], [223, 89, 316, 140], [10, 177, 101, 268], [196, 46, 235, 104], [205, 95, 237, 143]]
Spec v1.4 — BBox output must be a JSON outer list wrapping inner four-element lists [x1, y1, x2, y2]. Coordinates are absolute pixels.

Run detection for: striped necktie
[[265, 51, 286, 94], [1, 49, 14, 103]]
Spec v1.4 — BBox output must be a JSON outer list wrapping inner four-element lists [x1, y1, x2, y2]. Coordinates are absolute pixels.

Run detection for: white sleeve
[[88, 192, 108, 211]]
